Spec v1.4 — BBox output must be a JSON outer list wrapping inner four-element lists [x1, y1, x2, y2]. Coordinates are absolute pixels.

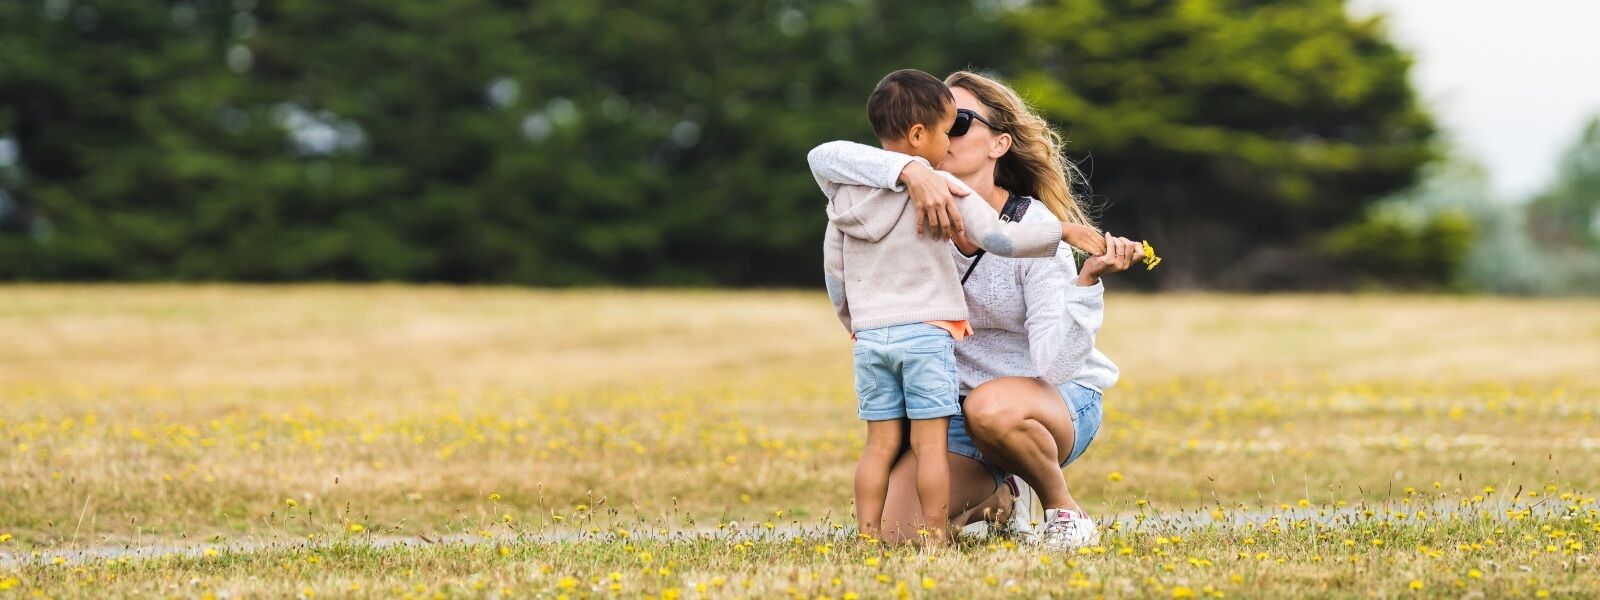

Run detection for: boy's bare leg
[[855, 419, 905, 539], [908, 417, 951, 549], [880, 452, 997, 545]]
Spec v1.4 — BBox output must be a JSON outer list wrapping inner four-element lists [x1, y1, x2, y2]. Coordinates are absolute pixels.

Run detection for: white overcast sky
[[1348, 0, 1600, 198]]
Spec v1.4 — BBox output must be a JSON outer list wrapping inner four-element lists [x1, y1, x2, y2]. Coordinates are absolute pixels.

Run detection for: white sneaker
[[1040, 507, 1099, 549], [996, 476, 1040, 543]]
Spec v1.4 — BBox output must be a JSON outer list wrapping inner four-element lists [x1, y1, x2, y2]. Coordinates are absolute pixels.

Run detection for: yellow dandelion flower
[[1408, 580, 1423, 591], [1141, 241, 1161, 270], [1108, 472, 1124, 482], [284, 499, 297, 508], [347, 523, 364, 533], [921, 578, 935, 590]]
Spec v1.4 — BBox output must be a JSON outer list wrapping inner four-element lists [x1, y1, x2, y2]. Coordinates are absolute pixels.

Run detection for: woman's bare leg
[[963, 377, 1083, 512], [953, 484, 1014, 528], [879, 450, 997, 545]]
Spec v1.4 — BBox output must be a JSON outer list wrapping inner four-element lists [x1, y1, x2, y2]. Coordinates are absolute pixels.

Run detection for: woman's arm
[[1022, 245, 1105, 386], [1077, 235, 1146, 286], [1025, 232, 1145, 383]]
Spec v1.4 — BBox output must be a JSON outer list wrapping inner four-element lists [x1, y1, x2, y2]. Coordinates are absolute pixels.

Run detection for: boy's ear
[[906, 123, 926, 148], [989, 132, 1013, 159]]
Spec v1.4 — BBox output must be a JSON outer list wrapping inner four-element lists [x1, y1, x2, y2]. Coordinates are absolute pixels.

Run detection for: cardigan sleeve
[[1020, 243, 1105, 385]]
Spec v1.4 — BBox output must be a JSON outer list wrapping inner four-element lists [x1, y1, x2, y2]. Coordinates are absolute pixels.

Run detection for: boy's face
[[912, 102, 957, 166]]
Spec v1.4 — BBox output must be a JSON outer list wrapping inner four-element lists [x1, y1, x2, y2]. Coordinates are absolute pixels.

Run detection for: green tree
[[0, 0, 1016, 284], [1008, 0, 1435, 289], [0, 0, 1433, 288], [1530, 116, 1600, 249]]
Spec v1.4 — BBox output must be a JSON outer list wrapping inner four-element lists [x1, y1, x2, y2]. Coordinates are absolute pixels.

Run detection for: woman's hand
[[1078, 233, 1145, 286], [900, 161, 968, 240]]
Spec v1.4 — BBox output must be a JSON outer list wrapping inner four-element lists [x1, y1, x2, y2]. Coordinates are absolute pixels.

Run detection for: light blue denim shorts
[[852, 323, 961, 421], [947, 381, 1104, 486]]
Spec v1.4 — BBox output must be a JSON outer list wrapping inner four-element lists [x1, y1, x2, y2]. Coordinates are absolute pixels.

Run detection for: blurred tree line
[[0, 0, 1490, 289], [1368, 117, 1600, 295]]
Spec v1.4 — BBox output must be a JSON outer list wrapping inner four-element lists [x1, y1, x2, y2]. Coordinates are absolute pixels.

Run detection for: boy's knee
[[906, 435, 947, 458]]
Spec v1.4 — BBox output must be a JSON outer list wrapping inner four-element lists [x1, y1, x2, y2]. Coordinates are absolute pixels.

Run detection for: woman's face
[[937, 86, 1006, 178]]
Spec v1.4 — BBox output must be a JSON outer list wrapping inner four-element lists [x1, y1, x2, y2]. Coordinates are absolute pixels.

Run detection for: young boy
[[810, 69, 1107, 547]]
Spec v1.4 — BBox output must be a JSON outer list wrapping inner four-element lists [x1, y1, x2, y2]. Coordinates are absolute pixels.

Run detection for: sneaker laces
[[1042, 508, 1092, 535]]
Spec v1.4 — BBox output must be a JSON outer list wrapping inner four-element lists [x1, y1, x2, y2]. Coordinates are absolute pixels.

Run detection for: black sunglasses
[[949, 108, 1002, 137]]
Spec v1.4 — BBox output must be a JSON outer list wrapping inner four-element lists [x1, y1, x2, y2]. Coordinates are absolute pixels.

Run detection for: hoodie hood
[[826, 186, 910, 242]]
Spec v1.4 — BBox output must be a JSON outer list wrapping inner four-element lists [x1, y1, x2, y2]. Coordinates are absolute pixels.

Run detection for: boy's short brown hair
[[866, 69, 954, 142]]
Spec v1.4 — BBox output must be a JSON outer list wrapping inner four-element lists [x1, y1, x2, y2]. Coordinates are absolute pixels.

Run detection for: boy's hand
[[900, 161, 967, 240], [1061, 223, 1108, 256], [1078, 233, 1146, 286]]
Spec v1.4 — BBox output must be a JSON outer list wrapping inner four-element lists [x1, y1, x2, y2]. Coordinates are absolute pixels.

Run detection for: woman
[[810, 71, 1144, 548]]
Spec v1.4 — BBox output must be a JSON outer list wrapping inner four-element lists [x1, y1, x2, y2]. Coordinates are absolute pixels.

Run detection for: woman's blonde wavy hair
[[944, 70, 1095, 229]]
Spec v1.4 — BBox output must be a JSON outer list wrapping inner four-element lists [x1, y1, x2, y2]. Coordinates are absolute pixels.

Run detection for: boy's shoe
[[1040, 507, 1099, 549], [995, 475, 1040, 543]]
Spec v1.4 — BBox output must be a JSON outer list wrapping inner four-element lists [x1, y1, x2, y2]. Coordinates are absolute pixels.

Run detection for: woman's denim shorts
[[947, 381, 1104, 486]]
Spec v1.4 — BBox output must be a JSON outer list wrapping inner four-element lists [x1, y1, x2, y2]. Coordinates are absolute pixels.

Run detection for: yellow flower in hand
[[1141, 240, 1161, 270]]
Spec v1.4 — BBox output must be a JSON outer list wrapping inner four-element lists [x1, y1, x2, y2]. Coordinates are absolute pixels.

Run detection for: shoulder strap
[[960, 194, 1033, 285]]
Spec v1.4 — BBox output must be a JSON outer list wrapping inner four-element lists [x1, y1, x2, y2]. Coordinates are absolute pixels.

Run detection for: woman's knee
[[963, 387, 1022, 438]]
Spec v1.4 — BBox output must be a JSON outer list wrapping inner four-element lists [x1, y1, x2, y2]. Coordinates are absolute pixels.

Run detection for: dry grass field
[[1, 285, 1598, 597]]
